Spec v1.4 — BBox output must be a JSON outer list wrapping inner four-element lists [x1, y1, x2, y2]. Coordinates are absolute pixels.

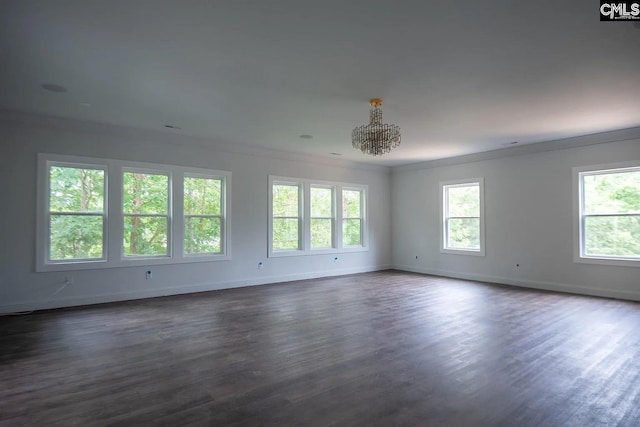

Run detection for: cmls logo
[[600, 1, 640, 20]]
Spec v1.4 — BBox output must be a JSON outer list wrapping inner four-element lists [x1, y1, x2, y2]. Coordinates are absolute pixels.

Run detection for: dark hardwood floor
[[2, 271, 640, 426]]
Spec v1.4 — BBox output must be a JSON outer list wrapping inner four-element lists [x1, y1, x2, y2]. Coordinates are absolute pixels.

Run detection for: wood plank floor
[[2, 270, 640, 426]]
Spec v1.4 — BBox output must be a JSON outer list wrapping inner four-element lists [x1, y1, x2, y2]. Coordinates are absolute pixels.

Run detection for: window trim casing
[[37, 154, 231, 272], [439, 178, 485, 256], [573, 161, 640, 267], [268, 175, 368, 258]]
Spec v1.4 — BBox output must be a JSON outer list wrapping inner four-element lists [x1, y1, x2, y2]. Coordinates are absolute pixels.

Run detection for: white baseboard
[[0, 264, 392, 314], [393, 264, 640, 302], [6, 264, 636, 314]]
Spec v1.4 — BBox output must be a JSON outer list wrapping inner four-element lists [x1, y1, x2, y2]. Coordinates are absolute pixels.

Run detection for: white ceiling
[[1, 1, 639, 166]]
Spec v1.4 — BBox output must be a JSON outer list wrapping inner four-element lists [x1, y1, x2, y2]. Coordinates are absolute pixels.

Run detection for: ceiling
[[1, 1, 639, 166]]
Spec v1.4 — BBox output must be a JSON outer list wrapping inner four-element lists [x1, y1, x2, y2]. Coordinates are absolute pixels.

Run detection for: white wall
[[0, 117, 391, 313], [392, 134, 640, 301], [2, 114, 638, 313]]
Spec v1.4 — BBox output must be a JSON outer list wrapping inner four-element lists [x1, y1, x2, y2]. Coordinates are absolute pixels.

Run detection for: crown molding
[[0, 109, 391, 174], [4, 109, 637, 175], [392, 126, 640, 173]]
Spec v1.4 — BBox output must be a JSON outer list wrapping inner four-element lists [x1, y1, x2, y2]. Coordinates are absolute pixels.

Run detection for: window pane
[[123, 172, 168, 214], [584, 171, 640, 215], [311, 218, 332, 249], [585, 216, 640, 257], [50, 166, 104, 212], [311, 187, 333, 217], [123, 216, 168, 256], [184, 177, 221, 215], [50, 215, 104, 260], [273, 185, 299, 217], [447, 218, 480, 249], [343, 190, 361, 218], [273, 218, 299, 250], [184, 216, 221, 254], [343, 219, 362, 246], [447, 185, 479, 217]]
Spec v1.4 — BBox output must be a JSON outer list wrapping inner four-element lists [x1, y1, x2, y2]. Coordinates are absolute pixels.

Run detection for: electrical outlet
[[258, 261, 263, 269], [146, 270, 152, 280]]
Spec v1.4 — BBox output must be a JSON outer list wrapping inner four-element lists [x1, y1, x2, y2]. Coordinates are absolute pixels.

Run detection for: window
[[310, 186, 335, 249], [271, 183, 302, 251], [47, 163, 106, 263], [123, 171, 170, 257], [268, 176, 367, 257], [184, 176, 224, 255], [342, 188, 363, 247], [37, 154, 231, 271], [440, 178, 485, 255], [575, 163, 640, 266]]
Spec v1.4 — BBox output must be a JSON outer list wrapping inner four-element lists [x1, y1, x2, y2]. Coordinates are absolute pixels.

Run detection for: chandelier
[[352, 98, 401, 156]]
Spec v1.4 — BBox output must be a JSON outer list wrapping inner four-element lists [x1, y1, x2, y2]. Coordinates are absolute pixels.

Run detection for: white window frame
[[269, 180, 304, 254], [268, 176, 367, 258], [183, 173, 227, 257], [121, 167, 172, 260], [42, 160, 108, 266], [310, 184, 336, 250], [342, 186, 366, 249], [37, 153, 231, 272], [439, 178, 485, 256], [573, 161, 640, 267]]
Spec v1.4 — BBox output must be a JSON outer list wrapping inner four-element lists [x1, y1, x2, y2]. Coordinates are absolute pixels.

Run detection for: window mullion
[[167, 171, 174, 258], [107, 164, 122, 263], [331, 186, 337, 249], [360, 190, 365, 247], [302, 182, 310, 251], [335, 185, 343, 250], [172, 172, 183, 260]]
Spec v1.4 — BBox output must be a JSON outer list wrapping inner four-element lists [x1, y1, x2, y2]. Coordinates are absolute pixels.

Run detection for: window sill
[[268, 246, 368, 258], [340, 246, 368, 253], [37, 253, 232, 272], [440, 248, 485, 257], [574, 255, 639, 268]]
